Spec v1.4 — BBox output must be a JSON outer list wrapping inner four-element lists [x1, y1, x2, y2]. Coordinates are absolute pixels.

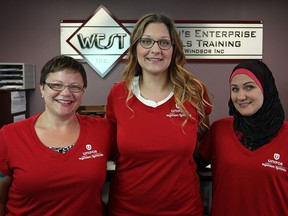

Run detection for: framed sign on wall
[[60, 5, 263, 77]]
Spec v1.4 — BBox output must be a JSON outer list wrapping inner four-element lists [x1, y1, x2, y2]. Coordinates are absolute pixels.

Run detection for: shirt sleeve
[[105, 85, 120, 160]]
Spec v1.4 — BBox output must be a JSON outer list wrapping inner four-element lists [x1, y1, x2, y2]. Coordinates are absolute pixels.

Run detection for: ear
[[40, 84, 45, 98]]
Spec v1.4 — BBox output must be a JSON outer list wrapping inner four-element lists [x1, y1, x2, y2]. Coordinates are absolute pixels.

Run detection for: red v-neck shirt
[[106, 81, 211, 216], [0, 114, 115, 215], [199, 117, 288, 216]]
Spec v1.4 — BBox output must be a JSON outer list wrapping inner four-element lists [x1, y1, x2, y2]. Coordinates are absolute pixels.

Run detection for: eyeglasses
[[44, 82, 84, 93], [138, 38, 173, 50]]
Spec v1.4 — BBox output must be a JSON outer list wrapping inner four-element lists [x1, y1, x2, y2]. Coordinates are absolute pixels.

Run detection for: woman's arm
[[0, 173, 12, 216]]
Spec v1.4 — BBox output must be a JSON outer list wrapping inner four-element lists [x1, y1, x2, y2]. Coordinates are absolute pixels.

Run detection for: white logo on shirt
[[262, 153, 286, 172], [274, 153, 280, 160], [166, 103, 191, 118], [79, 144, 104, 160]]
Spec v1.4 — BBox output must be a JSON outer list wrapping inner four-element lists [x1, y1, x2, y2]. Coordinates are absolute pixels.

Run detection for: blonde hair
[[123, 13, 211, 133]]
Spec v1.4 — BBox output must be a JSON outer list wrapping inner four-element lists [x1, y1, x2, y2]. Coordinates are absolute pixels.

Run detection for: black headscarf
[[228, 60, 285, 150]]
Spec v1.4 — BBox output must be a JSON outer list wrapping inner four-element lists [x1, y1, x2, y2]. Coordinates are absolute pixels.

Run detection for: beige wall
[[1, 0, 287, 123]]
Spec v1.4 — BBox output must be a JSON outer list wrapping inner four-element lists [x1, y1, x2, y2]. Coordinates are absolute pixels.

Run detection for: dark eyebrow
[[230, 81, 257, 86], [243, 81, 257, 85]]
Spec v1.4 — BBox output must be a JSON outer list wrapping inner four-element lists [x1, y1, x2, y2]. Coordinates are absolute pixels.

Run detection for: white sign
[[11, 91, 26, 114], [120, 22, 263, 60], [176, 23, 263, 60], [61, 5, 263, 77], [13, 114, 26, 122], [62, 5, 130, 78]]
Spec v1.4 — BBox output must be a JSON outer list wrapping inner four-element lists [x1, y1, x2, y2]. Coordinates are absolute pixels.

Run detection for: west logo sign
[[63, 5, 130, 78]]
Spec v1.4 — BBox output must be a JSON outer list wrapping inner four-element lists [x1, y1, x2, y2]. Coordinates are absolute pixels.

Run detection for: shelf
[[0, 63, 36, 90]]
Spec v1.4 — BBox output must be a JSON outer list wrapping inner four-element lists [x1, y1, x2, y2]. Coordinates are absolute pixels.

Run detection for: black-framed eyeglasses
[[44, 82, 84, 93], [138, 38, 173, 50]]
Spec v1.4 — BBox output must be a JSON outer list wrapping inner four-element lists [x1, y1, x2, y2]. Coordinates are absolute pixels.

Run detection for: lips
[[238, 102, 251, 107], [55, 99, 73, 104], [146, 57, 163, 61]]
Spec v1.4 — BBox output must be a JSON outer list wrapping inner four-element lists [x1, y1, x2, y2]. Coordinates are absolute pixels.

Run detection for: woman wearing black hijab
[[199, 60, 288, 216]]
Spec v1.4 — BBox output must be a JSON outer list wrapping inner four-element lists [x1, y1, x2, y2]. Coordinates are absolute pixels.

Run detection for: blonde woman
[[106, 13, 212, 216]]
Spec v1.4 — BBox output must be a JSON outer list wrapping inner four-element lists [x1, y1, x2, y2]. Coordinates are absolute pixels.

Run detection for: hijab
[[228, 60, 285, 150]]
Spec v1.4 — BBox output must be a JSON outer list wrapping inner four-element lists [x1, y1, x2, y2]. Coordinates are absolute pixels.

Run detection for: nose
[[151, 42, 161, 53], [237, 89, 247, 100], [60, 86, 72, 95]]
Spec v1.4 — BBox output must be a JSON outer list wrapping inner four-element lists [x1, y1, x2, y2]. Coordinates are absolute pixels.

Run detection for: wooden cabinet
[[77, 105, 106, 117], [0, 63, 35, 128], [0, 90, 29, 128]]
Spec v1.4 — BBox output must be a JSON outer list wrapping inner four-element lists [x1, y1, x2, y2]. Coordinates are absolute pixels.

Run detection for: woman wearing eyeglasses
[[106, 13, 212, 216], [0, 55, 116, 216]]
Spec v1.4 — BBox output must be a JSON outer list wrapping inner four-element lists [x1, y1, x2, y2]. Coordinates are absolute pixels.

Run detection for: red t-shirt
[[0, 114, 115, 215], [199, 117, 288, 216], [106, 81, 211, 216]]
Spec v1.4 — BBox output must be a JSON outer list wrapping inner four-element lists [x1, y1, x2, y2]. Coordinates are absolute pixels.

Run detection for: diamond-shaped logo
[[66, 5, 130, 78]]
